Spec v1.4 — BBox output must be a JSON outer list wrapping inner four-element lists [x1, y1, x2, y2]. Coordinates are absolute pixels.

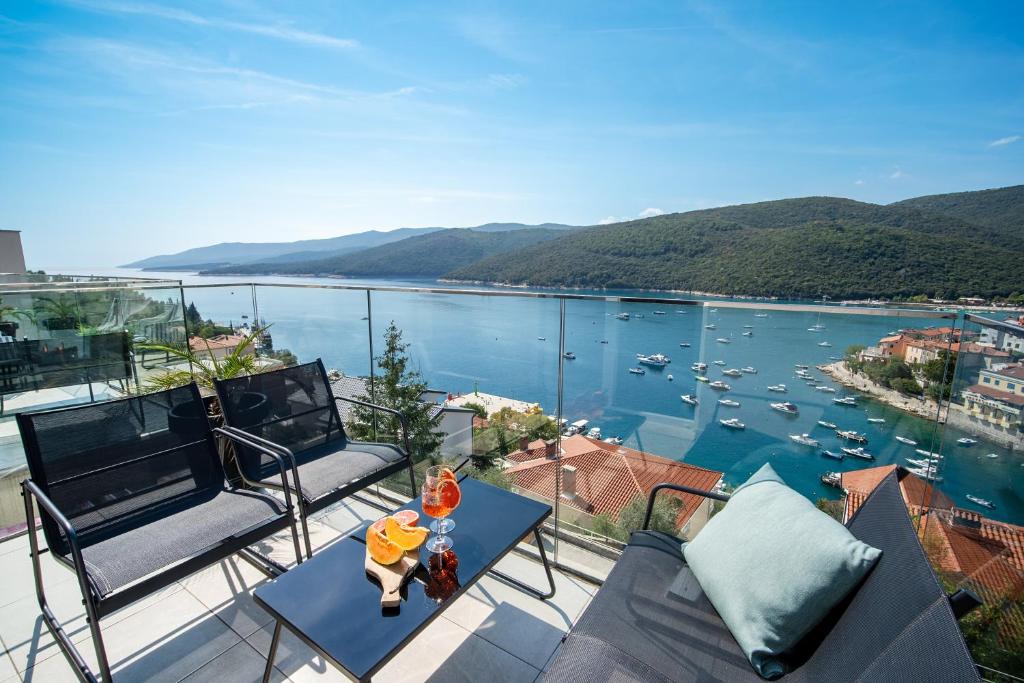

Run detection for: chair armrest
[[22, 479, 96, 600], [643, 483, 730, 531], [333, 396, 412, 456], [214, 426, 302, 510]]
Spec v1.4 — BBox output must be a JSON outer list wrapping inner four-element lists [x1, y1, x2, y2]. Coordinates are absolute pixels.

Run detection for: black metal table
[[253, 477, 555, 682]]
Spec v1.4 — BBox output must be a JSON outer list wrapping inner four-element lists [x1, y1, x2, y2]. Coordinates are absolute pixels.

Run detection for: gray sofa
[[542, 471, 980, 682]]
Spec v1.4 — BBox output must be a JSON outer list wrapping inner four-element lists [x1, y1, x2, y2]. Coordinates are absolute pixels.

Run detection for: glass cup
[[421, 465, 461, 553]]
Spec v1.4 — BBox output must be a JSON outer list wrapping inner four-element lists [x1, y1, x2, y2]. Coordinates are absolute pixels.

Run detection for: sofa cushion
[[682, 464, 881, 679]]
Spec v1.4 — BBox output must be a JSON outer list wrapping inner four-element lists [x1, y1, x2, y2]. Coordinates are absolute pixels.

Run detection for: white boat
[[789, 433, 820, 447], [704, 324, 717, 330], [709, 309, 718, 313], [906, 457, 938, 467], [709, 380, 731, 390], [537, 337, 546, 341], [818, 341, 832, 347], [716, 337, 731, 344], [815, 386, 837, 393], [837, 430, 868, 443], [817, 420, 838, 429], [587, 427, 602, 439], [719, 399, 740, 407], [771, 401, 799, 415], [807, 327, 822, 333], [563, 351, 576, 360], [743, 325, 754, 329], [833, 397, 857, 406], [795, 364, 809, 369], [712, 360, 726, 366], [696, 375, 710, 383], [966, 494, 996, 509], [637, 353, 670, 367], [667, 374, 674, 381], [867, 418, 886, 424], [603, 436, 624, 445], [906, 466, 942, 482], [767, 384, 788, 393], [821, 471, 843, 487], [720, 418, 745, 430], [629, 367, 646, 375], [821, 449, 843, 460], [691, 362, 708, 372], [679, 342, 691, 348], [754, 313, 769, 318], [569, 419, 589, 434], [741, 366, 757, 374], [985, 453, 999, 459], [615, 313, 630, 320], [653, 311, 667, 315], [915, 449, 943, 459], [895, 436, 917, 446], [957, 437, 978, 446], [722, 368, 743, 377], [742, 331, 753, 337], [676, 310, 687, 314], [842, 446, 875, 460], [680, 394, 698, 406]]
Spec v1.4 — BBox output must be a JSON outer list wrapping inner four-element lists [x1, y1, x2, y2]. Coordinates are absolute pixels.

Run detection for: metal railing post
[[366, 289, 378, 440], [553, 298, 566, 564]]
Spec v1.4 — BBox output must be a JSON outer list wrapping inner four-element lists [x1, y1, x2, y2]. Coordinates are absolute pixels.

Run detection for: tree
[[185, 302, 203, 329], [266, 348, 298, 366], [922, 350, 958, 385], [890, 377, 924, 395], [462, 402, 487, 419], [347, 322, 443, 459], [815, 498, 845, 521]]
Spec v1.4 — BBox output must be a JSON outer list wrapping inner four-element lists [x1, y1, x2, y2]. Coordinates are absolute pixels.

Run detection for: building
[[445, 390, 541, 416], [330, 374, 476, 458], [979, 318, 1024, 355], [504, 434, 723, 539], [0, 230, 26, 273], [188, 334, 255, 360], [962, 364, 1024, 431], [841, 464, 953, 523]]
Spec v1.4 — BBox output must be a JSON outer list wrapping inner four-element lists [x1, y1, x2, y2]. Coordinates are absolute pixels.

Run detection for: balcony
[[1, 277, 1022, 681]]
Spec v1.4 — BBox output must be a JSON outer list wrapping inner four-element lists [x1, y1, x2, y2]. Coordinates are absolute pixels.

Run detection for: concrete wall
[[0, 231, 26, 273]]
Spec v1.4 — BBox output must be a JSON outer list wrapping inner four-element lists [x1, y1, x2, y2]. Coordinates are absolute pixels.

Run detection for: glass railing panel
[[0, 283, 189, 535], [925, 313, 1024, 679], [252, 284, 371, 374], [359, 289, 562, 504]]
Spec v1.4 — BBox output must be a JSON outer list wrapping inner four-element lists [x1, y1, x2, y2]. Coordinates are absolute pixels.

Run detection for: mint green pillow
[[682, 464, 880, 679]]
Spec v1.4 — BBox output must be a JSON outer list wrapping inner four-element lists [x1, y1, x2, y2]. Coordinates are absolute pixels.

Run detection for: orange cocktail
[[421, 465, 461, 553]]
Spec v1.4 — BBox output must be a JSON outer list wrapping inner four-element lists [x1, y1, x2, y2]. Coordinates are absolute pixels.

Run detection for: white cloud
[[638, 207, 664, 218], [854, 179, 864, 185], [989, 135, 1021, 148], [889, 169, 905, 180], [598, 216, 621, 225], [61, 0, 359, 49], [486, 73, 527, 89]]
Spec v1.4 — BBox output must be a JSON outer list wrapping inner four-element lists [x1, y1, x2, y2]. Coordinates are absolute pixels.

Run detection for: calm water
[[63, 268, 1024, 525]]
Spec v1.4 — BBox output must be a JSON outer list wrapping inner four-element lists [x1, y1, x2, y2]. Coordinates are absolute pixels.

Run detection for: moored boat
[[867, 418, 885, 424], [720, 418, 745, 430], [709, 380, 731, 390], [629, 367, 646, 375], [767, 384, 788, 393], [696, 375, 710, 383], [833, 396, 857, 406], [957, 437, 978, 446], [704, 324, 717, 330], [718, 399, 740, 407], [820, 471, 842, 487], [722, 368, 743, 377], [716, 337, 731, 344], [679, 342, 691, 348], [691, 362, 708, 372], [841, 446, 875, 460], [563, 351, 576, 360], [713, 360, 726, 366], [817, 420, 837, 429], [895, 436, 917, 446], [770, 401, 799, 415], [966, 494, 996, 509], [815, 386, 836, 393], [789, 433, 820, 447], [680, 394, 698, 405], [741, 366, 757, 374], [837, 430, 868, 443], [821, 449, 843, 461]]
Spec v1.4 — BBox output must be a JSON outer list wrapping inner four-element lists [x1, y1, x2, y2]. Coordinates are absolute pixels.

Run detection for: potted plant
[[0, 297, 34, 338]]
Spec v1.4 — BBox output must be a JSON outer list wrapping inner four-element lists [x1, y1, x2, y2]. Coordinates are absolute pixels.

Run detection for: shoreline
[[818, 361, 945, 422]]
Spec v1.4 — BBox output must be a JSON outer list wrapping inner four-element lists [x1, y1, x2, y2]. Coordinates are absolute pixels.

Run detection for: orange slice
[[438, 477, 462, 510], [384, 517, 429, 551], [393, 509, 420, 527], [440, 467, 457, 483], [366, 524, 404, 565]]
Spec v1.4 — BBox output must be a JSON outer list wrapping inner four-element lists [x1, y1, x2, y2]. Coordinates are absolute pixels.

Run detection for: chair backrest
[[787, 472, 979, 680], [17, 383, 224, 555], [214, 359, 346, 478]]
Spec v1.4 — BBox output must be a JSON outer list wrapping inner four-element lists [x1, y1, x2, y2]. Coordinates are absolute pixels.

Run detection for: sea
[[56, 268, 1024, 525]]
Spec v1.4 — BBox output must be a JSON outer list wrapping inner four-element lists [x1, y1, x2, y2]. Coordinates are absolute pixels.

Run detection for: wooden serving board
[[365, 551, 420, 607]]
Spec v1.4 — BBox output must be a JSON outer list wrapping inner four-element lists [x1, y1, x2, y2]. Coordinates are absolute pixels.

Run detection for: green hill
[[205, 227, 570, 277], [889, 185, 1024, 249], [447, 197, 1021, 299]]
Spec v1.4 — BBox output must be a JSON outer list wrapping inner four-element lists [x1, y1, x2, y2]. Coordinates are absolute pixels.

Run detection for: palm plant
[[0, 297, 36, 324], [138, 325, 267, 393], [34, 294, 80, 330]]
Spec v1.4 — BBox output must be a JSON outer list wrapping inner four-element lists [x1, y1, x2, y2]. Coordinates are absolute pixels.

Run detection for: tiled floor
[[0, 496, 602, 682]]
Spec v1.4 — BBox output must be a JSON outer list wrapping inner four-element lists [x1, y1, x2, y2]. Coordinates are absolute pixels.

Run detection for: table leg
[[487, 527, 557, 600], [263, 621, 282, 683]]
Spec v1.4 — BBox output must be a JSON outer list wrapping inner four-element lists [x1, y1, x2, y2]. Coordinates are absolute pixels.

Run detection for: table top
[[253, 476, 552, 682]]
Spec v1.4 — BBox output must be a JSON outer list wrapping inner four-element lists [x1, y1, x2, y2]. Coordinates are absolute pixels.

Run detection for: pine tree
[[347, 322, 444, 459]]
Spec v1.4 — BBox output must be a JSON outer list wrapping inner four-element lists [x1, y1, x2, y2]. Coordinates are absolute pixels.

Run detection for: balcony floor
[[0, 496, 601, 682]]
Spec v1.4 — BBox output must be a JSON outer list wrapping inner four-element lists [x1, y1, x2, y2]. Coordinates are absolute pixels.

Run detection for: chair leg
[[297, 501, 313, 559]]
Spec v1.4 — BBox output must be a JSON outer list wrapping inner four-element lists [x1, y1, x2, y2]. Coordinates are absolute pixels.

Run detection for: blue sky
[[0, 1, 1021, 267]]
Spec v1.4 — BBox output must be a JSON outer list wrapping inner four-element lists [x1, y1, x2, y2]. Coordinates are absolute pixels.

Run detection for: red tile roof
[[506, 435, 722, 528], [965, 384, 1024, 407], [994, 364, 1024, 381], [188, 334, 249, 351], [841, 465, 953, 521]]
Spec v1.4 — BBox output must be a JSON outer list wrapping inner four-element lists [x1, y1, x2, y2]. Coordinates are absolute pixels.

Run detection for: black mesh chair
[[17, 383, 302, 683], [542, 471, 981, 682], [214, 359, 417, 558]]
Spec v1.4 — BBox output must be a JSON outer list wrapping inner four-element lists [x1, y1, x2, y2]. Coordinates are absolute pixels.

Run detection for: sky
[[0, 1, 1022, 267]]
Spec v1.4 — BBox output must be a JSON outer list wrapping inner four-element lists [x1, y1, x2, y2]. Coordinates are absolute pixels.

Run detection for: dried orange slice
[[384, 517, 429, 551], [366, 524, 404, 565]]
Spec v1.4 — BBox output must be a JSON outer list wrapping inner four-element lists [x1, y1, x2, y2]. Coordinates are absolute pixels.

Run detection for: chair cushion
[[259, 440, 405, 502], [682, 464, 880, 679], [76, 488, 287, 597], [557, 530, 761, 682]]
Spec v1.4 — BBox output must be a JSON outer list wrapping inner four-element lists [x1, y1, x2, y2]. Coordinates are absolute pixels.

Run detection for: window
[[983, 377, 991, 383], [1009, 383, 1017, 391]]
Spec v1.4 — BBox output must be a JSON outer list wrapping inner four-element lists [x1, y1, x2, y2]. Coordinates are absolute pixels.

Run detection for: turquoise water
[[70, 269, 1024, 525]]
